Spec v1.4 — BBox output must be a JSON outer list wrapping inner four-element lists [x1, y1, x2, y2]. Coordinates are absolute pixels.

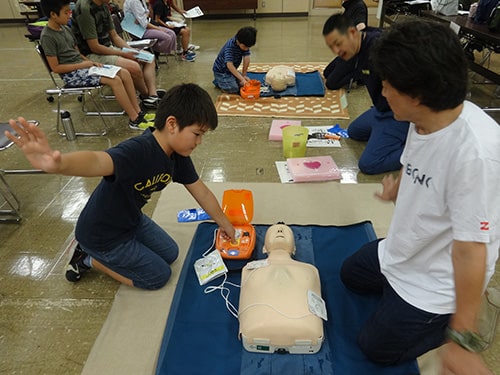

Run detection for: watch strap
[[445, 327, 486, 353]]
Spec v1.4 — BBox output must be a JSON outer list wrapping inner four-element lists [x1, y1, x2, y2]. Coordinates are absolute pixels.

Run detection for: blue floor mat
[[246, 71, 325, 97], [155, 222, 419, 375]]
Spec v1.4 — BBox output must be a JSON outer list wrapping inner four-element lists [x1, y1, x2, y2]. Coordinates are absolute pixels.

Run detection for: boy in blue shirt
[[6, 84, 236, 290], [213, 26, 257, 94]]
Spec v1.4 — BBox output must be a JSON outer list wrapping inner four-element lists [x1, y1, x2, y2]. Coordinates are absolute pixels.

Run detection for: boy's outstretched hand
[[5, 117, 62, 173]]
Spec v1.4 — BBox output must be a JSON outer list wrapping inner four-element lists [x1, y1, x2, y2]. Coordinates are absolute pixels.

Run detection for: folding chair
[[0, 121, 44, 223], [35, 44, 122, 138]]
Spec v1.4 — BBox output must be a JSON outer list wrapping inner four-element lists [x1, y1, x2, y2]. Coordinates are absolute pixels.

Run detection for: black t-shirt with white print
[[75, 127, 198, 251]]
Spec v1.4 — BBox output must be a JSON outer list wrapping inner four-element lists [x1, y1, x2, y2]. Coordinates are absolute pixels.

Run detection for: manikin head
[[262, 223, 295, 256]]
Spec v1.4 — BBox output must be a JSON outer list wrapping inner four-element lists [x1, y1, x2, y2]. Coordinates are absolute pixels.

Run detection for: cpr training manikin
[[238, 223, 325, 354]]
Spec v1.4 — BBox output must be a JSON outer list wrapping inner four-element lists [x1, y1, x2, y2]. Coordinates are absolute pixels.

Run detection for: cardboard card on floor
[[287, 156, 342, 182], [269, 119, 302, 141], [306, 126, 341, 148], [275, 161, 294, 184]]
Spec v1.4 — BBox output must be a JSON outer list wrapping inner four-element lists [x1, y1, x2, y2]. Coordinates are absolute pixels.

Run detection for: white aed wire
[[238, 303, 313, 320], [204, 273, 241, 319], [201, 228, 218, 257]]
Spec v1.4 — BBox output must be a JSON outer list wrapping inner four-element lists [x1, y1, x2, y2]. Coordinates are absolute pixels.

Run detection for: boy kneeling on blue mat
[[6, 83, 235, 290]]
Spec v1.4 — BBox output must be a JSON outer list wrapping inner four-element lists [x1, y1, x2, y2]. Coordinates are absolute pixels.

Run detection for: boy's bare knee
[[118, 59, 142, 77]]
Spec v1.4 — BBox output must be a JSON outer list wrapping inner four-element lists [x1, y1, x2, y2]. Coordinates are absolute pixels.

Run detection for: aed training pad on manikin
[[216, 189, 256, 261]]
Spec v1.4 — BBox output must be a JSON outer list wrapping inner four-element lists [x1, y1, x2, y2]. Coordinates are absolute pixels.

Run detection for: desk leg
[[378, 0, 386, 28]]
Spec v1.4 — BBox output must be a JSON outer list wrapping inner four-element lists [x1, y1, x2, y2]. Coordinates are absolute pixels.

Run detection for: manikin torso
[[238, 224, 323, 350]]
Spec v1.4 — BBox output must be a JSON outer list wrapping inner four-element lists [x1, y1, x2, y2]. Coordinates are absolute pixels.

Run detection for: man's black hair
[[371, 19, 468, 111], [40, 0, 70, 18], [322, 13, 355, 36], [236, 26, 257, 47], [154, 84, 218, 131]]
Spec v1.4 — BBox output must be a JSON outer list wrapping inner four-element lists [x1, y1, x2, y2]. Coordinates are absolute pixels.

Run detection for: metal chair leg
[[53, 89, 110, 138], [0, 171, 22, 223]]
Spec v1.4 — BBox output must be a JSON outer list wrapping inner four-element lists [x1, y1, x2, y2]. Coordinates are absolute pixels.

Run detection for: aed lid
[[221, 189, 254, 225]]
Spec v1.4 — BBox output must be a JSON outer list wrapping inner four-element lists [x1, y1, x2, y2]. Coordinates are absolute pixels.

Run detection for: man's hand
[[440, 343, 493, 375], [375, 174, 399, 203], [5, 117, 62, 173]]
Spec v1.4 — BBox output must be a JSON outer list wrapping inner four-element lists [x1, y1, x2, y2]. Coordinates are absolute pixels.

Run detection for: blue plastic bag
[[177, 208, 211, 222]]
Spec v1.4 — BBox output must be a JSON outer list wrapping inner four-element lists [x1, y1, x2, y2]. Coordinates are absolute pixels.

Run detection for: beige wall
[[111, 0, 298, 15], [314, 0, 342, 7]]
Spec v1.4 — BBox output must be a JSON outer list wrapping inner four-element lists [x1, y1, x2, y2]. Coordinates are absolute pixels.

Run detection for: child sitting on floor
[[212, 26, 257, 94], [40, 0, 154, 130]]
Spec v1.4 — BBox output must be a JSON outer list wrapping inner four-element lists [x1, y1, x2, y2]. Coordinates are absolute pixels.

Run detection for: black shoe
[[141, 95, 159, 109], [65, 244, 90, 282], [156, 89, 167, 98]]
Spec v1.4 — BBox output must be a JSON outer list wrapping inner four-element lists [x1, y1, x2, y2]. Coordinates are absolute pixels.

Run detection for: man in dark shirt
[[323, 0, 367, 91], [322, 14, 409, 175]]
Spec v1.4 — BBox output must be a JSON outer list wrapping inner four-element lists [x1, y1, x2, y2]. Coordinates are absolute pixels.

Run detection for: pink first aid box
[[268, 119, 302, 141], [287, 155, 341, 182]]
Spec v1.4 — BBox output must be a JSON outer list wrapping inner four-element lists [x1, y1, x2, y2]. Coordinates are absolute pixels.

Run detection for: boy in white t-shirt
[[340, 19, 499, 375]]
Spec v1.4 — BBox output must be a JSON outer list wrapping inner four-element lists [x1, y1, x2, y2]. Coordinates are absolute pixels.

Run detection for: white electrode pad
[[194, 250, 228, 286], [307, 290, 328, 321]]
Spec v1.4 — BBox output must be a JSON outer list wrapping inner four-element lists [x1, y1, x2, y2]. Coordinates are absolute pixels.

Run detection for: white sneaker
[[188, 43, 200, 51]]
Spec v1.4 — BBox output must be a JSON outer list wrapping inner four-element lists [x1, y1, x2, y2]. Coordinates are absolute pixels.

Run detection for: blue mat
[[156, 223, 419, 375], [246, 71, 325, 97]]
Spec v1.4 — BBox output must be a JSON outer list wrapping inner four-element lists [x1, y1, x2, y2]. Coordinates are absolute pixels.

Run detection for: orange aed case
[[240, 80, 261, 99], [216, 189, 256, 260]]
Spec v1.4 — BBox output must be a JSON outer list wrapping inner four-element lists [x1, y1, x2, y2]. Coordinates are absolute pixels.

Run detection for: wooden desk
[[421, 11, 500, 85], [183, 0, 258, 19]]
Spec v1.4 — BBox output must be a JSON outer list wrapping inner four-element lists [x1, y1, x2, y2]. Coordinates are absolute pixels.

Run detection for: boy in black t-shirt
[[6, 84, 235, 290]]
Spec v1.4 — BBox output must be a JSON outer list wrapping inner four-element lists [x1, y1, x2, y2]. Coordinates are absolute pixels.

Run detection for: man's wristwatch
[[445, 327, 486, 352]]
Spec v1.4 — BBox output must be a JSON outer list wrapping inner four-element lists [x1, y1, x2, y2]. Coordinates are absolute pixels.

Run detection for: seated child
[[123, 0, 177, 58], [40, 0, 154, 130], [152, 0, 197, 62], [212, 26, 257, 94], [239, 223, 324, 354]]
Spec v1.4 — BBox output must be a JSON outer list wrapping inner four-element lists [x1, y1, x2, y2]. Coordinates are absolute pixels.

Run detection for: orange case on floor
[[216, 189, 256, 260], [240, 80, 261, 99]]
